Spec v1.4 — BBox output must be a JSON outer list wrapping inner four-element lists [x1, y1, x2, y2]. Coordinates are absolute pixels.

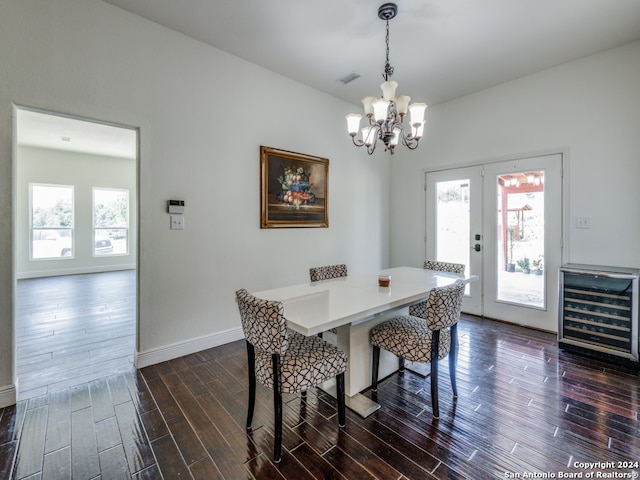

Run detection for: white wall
[[16, 146, 137, 278], [390, 40, 640, 271], [0, 0, 390, 404]]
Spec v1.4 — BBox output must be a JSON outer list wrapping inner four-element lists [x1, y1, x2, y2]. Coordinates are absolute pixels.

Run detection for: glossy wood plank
[[44, 390, 70, 454], [98, 444, 130, 480], [4, 304, 640, 479], [149, 434, 193, 479], [289, 442, 348, 480], [41, 446, 70, 480], [70, 407, 100, 480], [0, 441, 18, 480], [89, 377, 115, 423], [138, 409, 169, 442], [14, 405, 47, 479], [16, 271, 136, 401], [95, 416, 122, 453], [189, 455, 224, 480], [113, 401, 155, 475], [166, 415, 208, 466]]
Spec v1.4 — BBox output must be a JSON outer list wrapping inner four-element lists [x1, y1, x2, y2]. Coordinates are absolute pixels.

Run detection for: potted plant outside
[[517, 257, 530, 274], [532, 256, 544, 275]]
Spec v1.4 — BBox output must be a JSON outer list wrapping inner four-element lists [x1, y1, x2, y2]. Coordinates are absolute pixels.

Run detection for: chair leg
[[430, 331, 440, 419], [245, 341, 256, 431], [371, 345, 380, 391], [399, 357, 405, 372], [272, 354, 283, 463], [449, 323, 459, 398], [336, 372, 346, 427]]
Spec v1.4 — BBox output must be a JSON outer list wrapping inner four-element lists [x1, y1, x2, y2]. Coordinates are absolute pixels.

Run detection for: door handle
[[473, 243, 481, 252]]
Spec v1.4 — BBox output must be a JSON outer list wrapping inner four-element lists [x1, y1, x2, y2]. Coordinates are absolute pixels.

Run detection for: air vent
[[337, 72, 361, 85]]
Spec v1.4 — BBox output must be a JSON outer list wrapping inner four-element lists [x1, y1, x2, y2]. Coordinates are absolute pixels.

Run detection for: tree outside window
[[94, 188, 129, 255], [31, 184, 74, 259]]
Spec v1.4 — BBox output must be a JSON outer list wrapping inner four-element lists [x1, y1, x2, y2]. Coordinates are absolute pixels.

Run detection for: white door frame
[[11, 105, 140, 401], [424, 148, 569, 331]]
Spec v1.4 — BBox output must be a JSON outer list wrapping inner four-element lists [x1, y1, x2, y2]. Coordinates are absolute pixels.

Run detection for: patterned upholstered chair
[[309, 264, 347, 337], [423, 260, 465, 274], [309, 264, 348, 282], [409, 260, 465, 319], [370, 280, 466, 418], [235, 289, 347, 462]]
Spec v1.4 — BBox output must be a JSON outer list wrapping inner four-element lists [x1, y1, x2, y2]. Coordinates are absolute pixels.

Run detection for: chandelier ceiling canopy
[[346, 3, 427, 155]]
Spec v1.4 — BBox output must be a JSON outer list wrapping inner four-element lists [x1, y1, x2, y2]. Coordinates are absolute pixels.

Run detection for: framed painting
[[260, 146, 329, 228]]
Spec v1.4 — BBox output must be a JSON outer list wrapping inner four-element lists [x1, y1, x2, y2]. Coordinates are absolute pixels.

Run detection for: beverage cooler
[[559, 264, 639, 363]]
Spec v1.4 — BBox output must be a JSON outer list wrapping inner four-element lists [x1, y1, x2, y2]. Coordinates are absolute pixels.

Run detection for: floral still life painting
[[260, 146, 329, 228]]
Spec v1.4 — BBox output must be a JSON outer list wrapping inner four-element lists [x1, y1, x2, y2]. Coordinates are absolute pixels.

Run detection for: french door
[[426, 154, 563, 331]]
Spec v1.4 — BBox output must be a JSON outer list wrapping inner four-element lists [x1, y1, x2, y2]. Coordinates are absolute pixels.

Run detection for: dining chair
[[409, 260, 465, 319], [403, 260, 465, 378], [309, 264, 347, 337], [235, 289, 347, 462], [423, 260, 466, 274], [370, 280, 466, 419], [309, 264, 348, 282]]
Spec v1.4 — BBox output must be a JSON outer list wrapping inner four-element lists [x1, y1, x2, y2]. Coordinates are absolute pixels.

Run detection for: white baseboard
[[0, 384, 17, 408], [17, 264, 136, 279], [135, 327, 244, 368]]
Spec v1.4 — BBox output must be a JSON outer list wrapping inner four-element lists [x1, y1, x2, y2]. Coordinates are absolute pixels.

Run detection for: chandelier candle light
[[346, 3, 427, 155]]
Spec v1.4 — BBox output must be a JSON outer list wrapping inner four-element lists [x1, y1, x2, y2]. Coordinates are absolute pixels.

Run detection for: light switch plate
[[170, 215, 184, 230]]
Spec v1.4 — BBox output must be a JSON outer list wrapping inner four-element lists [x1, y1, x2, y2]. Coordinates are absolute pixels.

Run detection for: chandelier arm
[[401, 135, 420, 150], [351, 136, 365, 147]]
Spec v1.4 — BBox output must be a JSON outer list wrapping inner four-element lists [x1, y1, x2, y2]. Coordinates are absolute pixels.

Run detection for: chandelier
[[345, 3, 427, 155]]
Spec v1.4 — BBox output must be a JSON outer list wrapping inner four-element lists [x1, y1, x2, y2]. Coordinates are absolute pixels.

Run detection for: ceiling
[[101, 0, 640, 107], [18, 1, 640, 157], [16, 109, 137, 159]]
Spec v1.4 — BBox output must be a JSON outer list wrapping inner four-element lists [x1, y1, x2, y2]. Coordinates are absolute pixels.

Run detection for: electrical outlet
[[576, 216, 590, 229], [170, 215, 184, 230]]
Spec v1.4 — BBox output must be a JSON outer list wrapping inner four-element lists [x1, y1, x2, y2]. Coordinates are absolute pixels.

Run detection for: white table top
[[253, 266, 475, 336]]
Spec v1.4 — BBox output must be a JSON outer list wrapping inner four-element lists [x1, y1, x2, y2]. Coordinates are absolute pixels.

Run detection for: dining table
[[252, 266, 477, 417]]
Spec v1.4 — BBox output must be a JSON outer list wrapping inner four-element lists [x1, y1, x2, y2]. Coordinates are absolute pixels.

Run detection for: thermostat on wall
[[168, 200, 185, 214]]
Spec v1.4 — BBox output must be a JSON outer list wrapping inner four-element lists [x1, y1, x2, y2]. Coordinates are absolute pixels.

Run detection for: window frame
[[92, 187, 130, 257], [29, 183, 75, 261]]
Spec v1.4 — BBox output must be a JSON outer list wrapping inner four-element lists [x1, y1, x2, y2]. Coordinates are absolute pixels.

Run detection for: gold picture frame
[[260, 146, 329, 228]]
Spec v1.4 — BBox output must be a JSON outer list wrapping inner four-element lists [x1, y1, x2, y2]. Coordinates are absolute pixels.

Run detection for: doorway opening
[[14, 107, 138, 400]]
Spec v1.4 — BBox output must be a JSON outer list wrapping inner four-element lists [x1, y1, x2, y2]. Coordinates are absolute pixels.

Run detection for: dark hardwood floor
[[16, 271, 136, 401], [2, 311, 640, 479]]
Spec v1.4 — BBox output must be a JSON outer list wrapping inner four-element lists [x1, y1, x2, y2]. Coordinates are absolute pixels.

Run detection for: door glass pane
[[436, 179, 470, 273], [496, 171, 545, 308]]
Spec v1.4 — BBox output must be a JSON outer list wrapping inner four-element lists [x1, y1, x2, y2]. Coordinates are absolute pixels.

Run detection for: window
[[93, 188, 129, 256], [31, 184, 74, 259]]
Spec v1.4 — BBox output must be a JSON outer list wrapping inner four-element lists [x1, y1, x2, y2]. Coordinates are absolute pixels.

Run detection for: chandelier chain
[[383, 20, 394, 81]]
